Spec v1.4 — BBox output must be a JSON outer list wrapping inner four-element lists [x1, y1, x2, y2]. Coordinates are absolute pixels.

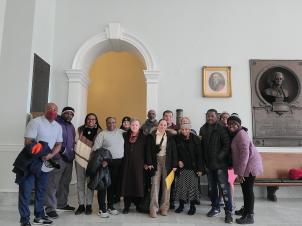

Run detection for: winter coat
[[199, 122, 230, 170], [120, 130, 146, 198], [86, 147, 112, 190], [12, 141, 51, 184], [175, 133, 203, 173], [231, 129, 263, 177], [145, 129, 177, 174]]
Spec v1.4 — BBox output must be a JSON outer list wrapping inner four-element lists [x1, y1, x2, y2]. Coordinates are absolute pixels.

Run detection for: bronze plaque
[[250, 60, 302, 146]]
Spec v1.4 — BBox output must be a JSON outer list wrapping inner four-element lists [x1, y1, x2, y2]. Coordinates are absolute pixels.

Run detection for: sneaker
[[33, 216, 53, 225], [108, 208, 119, 215], [46, 211, 58, 219], [235, 207, 245, 216], [21, 222, 32, 226], [207, 208, 220, 217], [57, 205, 75, 212], [225, 211, 233, 224], [75, 205, 85, 215], [85, 205, 92, 215], [98, 210, 109, 218]]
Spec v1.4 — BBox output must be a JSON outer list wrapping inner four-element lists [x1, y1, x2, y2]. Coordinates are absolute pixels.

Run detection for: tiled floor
[[0, 191, 301, 226]]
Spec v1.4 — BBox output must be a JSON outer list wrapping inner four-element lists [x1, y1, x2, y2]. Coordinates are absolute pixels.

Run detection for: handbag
[[75, 138, 92, 169]]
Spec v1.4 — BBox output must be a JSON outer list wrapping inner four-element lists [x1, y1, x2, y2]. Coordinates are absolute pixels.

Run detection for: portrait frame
[[202, 66, 232, 97]]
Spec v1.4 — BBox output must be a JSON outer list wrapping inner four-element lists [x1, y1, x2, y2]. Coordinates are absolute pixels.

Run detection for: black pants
[[97, 158, 122, 211], [241, 175, 255, 215]]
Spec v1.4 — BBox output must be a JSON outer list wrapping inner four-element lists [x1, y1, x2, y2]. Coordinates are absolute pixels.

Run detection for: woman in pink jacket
[[227, 113, 263, 225]]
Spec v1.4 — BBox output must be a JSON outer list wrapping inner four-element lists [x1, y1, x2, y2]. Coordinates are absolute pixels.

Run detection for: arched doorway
[[88, 51, 146, 128], [65, 23, 160, 127]]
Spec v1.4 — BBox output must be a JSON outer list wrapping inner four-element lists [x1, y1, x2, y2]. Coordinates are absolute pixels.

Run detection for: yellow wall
[[87, 51, 146, 128]]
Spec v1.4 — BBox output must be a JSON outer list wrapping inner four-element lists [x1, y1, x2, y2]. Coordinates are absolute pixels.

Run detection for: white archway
[[65, 23, 160, 126]]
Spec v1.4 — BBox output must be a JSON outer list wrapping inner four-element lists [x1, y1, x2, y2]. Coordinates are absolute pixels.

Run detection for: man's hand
[[42, 153, 53, 161]]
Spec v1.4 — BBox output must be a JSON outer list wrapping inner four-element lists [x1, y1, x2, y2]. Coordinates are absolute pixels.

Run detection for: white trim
[[66, 23, 160, 121], [0, 189, 18, 192], [258, 147, 302, 153], [65, 69, 90, 89], [0, 144, 23, 152]]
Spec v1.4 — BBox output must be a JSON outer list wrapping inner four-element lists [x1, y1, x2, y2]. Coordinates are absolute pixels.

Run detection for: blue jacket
[[12, 141, 51, 184]]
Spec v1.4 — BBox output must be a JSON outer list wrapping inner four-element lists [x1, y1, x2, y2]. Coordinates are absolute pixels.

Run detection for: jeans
[[241, 175, 255, 215], [18, 171, 49, 224], [207, 168, 232, 212]]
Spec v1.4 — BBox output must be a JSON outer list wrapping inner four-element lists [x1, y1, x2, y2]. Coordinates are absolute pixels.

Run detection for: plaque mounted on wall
[[250, 60, 302, 147]]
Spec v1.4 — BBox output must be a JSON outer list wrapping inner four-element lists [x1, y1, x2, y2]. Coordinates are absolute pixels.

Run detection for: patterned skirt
[[175, 169, 200, 202]]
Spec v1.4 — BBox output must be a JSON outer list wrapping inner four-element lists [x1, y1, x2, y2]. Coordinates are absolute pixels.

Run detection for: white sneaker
[[108, 208, 119, 215], [98, 210, 109, 218]]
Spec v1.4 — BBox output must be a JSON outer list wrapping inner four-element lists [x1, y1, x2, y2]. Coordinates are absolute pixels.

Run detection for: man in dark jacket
[[45, 107, 76, 218], [18, 103, 63, 226], [199, 109, 233, 224]]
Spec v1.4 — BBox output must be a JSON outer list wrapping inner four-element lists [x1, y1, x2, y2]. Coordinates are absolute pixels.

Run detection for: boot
[[236, 214, 254, 224], [187, 202, 196, 215], [235, 206, 245, 216], [175, 200, 185, 213], [75, 205, 85, 215]]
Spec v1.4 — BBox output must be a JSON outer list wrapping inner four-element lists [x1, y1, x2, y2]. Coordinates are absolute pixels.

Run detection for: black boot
[[175, 200, 185, 213], [85, 205, 92, 215], [236, 214, 254, 224], [235, 206, 245, 216], [187, 202, 196, 215], [75, 205, 85, 215]]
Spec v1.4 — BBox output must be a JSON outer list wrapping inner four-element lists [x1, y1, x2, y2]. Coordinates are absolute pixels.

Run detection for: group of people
[[14, 103, 263, 226]]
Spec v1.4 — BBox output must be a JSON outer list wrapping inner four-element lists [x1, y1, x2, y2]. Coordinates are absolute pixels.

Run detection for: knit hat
[[227, 113, 241, 125], [62, 106, 75, 114]]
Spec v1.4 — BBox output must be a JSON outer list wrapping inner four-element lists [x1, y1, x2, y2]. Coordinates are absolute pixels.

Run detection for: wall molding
[[0, 144, 23, 152]]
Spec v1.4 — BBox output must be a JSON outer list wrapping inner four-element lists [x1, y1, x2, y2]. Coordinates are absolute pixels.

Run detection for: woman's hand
[[237, 175, 245, 183], [172, 168, 177, 172], [196, 171, 202, 177], [178, 161, 184, 168]]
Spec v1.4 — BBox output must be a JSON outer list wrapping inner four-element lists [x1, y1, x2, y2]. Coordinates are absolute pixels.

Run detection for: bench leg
[[267, 186, 279, 202]]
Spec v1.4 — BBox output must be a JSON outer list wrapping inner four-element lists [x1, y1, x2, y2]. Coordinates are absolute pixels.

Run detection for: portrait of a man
[[208, 72, 226, 92], [264, 71, 289, 103]]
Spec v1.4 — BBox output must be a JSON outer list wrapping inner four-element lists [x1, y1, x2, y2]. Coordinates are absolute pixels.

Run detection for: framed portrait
[[202, 66, 232, 97]]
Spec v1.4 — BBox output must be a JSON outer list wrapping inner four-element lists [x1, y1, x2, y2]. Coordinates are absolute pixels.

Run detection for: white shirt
[[156, 131, 167, 157], [24, 116, 63, 149], [93, 129, 124, 159]]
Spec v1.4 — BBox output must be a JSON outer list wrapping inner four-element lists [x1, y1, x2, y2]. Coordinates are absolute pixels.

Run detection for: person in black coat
[[120, 119, 146, 214], [145, 119, 177, 218], [199, 109, 233, 224], [174, 122, 203, 215]]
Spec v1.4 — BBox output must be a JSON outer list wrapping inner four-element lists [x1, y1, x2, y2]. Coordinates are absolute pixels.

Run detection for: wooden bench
[[255, 152, 302, 201]]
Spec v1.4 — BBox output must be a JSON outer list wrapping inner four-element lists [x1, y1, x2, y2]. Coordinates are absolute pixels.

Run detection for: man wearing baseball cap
[[44, 107, 76, 219]]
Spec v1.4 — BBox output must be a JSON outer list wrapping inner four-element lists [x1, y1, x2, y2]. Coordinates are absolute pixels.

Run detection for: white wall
[[0, 0, 56, 191], [0, 0, 7, 55], [51, 0, 302, 132], [1, 0, 302, 191]]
